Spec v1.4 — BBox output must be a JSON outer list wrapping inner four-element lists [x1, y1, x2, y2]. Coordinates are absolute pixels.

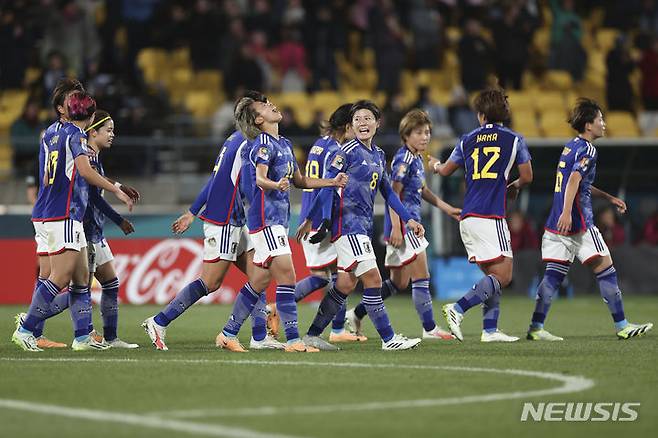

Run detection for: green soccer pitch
[[1, 296, 656, 438]]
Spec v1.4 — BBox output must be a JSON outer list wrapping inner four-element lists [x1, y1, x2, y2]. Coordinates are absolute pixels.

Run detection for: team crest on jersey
[[208, 237, 217, 247], [310, 145, 324, 155], [257, 146, 270, 160], [396, 164, 408, 178], [562, 147, 571, 155], [578, 156, 590, 171], [80, 137, 88, 151], [231, 242, 238, 254], [278, 236, 287, 247], [330, 154, 345, 170], [50, 135, 59, 146], [363, 241, 371, 253]]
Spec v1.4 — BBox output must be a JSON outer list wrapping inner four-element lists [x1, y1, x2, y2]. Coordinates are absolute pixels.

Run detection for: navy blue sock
[[276, 284, 300, 341], [223, 283, 260, 337], [294, 275, 329, 302], [531, 262, 569, 328], [250, 292, 268, 341], [482, 284, 502, 333], [332, 303, 347, 331], [362, 287, 395, 342], [596, 265, 627, 330], [100, 277, 120, 341], [33, 291, 70, 338], [307, 286, 348, 336], [412, 278, 436, 332], [21, 279, 60, 333], [355, 279, 398, 320], [69, 285, 92, 338], [456, 275, 501, 314], [154, 279, 208, 327]]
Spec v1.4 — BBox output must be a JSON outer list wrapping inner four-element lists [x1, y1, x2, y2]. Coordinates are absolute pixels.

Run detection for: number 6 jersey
[[448, 123, 531, 219]]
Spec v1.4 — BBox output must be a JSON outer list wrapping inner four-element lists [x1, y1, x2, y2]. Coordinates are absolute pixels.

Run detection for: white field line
[[0, 357, 595, 419], [0, 398, 305, 438]]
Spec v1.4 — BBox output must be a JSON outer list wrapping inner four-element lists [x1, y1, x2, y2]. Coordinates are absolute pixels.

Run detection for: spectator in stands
[[606, 35, 636, 113], [224, 43, 265, 95], [447, 86, 479, 136], [508, 210, 539, 252], [305, 5, 343, 90], [412, 86, 453, 138], [282, 0, 305, 28], [381, 91, 408, 136], [458, 18, 494, 92], [638, 0, 658, 37], [371, 1, 407, 94], [275, 27, 309, 92], [247, 30, 275, 90], [121, 0, 159, 86], [10, 98, 46, 177], [596, 207, 626, 248], [245, 0, 277, 39], [638, 211, 658, 246], [638, 36, 658, 136], [409, 0, 443, 70], [219, 18, 246, 75], [548, 0, 586, 82], [189, 0, 222, 71], [0, 5, 31, 89], [279, 106, 306, 138], [492, 1, 536, 90], [40, 51, 68, 106], [151, 1, 190, 50]]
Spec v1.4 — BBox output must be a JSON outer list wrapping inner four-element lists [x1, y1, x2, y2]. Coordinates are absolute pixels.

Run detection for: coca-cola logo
[[90, 239, 238, 305]]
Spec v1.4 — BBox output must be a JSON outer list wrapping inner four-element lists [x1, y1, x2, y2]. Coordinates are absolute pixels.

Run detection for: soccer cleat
[[142, 317, 168, 351], [616, 322, 653, 340], [106, 338, 140, 349], [329, 329, 368, 342], [249, 335, 285, 350], [526, 328, 564, 341], [284, 340, 320, 352], [481, 330, 519, 343], [345, 308, 364, 337], [14, 312, 66, 348], [423, 325, 455, 340], [72, 336, 111, 351], [89, 329, 110, 347], [442, 303, 464, 341], [302, 334, 340, 351], [265, 304, 280, 339], [216, 332, 248, 352], [382, 333, 422, 351], [11, 329, 42, 352]]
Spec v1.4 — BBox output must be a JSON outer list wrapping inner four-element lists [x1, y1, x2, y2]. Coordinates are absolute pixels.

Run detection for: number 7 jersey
[[448, 123, 531, 219]]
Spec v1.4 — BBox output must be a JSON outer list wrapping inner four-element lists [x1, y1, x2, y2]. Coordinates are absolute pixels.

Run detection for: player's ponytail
[[321, 103, 353, 138], [67, 91, 96, 121]]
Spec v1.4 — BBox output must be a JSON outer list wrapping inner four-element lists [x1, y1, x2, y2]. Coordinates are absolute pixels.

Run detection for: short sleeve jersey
[[32, 120, 63, 219], [384, 146, 425, 239], [299, 136, 340, 230], [545, 137, 598, 234]]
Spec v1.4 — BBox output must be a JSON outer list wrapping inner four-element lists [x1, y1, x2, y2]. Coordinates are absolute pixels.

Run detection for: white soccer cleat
[[526, 328, 564, 341], [142, 317, 168, 350], [72, 336, 112, 351], [345, 308, 364, 336], [302, 334, 340, 351], [382, 333, 422, 351], [442, 303, 464, 341], [481, 330, 519, 343], [423, 325, 455, 340], [11, 329, 42, 352], [106, 338, 140, 349], [249, 334, 285, 350]]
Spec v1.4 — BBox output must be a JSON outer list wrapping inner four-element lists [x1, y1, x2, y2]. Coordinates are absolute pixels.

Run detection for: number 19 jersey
[[448, 123, 531, 219]]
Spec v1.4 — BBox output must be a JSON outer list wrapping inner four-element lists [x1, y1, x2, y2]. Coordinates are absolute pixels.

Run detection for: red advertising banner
[[1, 238, 316, 305]]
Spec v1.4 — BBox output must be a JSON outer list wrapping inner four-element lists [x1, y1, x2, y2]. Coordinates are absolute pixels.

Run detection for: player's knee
[[494, 272, 512, 288], [361, 268, 382, 289], [336, 276, 356, 293]]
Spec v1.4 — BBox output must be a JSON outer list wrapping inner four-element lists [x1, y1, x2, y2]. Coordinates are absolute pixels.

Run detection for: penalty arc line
[[0, 357, 595, 421]]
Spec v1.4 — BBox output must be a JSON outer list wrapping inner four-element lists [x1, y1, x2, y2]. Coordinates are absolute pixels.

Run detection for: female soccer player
[[84, 110, 139, 348], [298, 100, 425, 350], [12, 91, 133, 351], [229, 96, 348, 352], [346, 109, 460, 340], [430, 87, 533, 342]]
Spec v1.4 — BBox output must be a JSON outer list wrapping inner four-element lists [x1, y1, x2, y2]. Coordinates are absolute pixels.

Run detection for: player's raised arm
[[429, 142, 463, 176]]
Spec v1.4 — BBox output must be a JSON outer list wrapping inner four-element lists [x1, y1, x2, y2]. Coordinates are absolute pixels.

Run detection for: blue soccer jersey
[[32, 122, 90, 222], [384, 146, 425, 239], [32, 120, 64, 219], [545, 137, 598, 234], [189, 131, 248, 227], [300, 136, 341, 230], [246, 132, 297, 232], [448, 123, 531, 219], [83, 150, 123, 244]]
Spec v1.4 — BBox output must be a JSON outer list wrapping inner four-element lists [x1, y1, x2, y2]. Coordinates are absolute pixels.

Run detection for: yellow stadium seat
[[540, 110, 573, 138], [544, 70, 574, 91], [194, 70, 222, 92], [605, 111, 639, 137], [511, 112, 541, 138], [169, 47, 191, 69], [137, 48, 167, 71], [310, 91, 342, 115], [533, 91, 567, 113], [596, 28, 619, 53], [184, 91, 219, 118], [533, 28, 551, 55], [506, 91, 536, 112]]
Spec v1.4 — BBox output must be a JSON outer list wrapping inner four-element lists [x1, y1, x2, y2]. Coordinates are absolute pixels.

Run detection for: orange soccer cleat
[[284, 340, 320, 352], [216, 332, 248, 352], [266, 304, 280, 339], [329, 330, 368, 343], [36, 336, 67, 348]]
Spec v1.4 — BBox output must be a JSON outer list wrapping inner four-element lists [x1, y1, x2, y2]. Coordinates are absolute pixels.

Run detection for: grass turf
[[0, 296, 656, 438]]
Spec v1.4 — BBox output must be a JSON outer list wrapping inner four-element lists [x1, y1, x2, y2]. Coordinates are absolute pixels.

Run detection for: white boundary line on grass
[[0, 357, 595, 422]]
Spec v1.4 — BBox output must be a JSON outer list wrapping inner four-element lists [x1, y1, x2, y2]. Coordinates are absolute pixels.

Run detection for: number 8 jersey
[[32, 122, 90, 222], [448, 123, 531, 219]]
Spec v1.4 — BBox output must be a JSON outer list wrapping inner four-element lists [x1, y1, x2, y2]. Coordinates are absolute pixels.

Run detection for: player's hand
[[119, 219, 135, 235], [333, 172, 349, 188], [447, 206, 462, 221], [119, 183, 140, 202], [172, 211, 195, 234], [428, 155, 441, 174], [610, 196, 627, 214], [506, 182, 520, 202], [556, 211, 572, 234], [406, 219, 425, 238], [114, 189, 133, 212], [389, 227, 403, 248], [277, 178, 290, 192], [295, 218, 312, 242], [309, 219, 330, 244]]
